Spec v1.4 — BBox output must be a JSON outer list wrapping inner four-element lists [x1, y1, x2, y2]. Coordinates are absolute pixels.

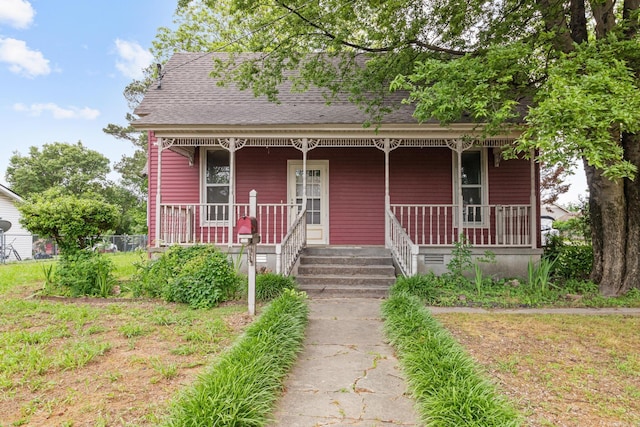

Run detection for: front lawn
[[0, 253, 251, 426], [0, 249, 305, 426]]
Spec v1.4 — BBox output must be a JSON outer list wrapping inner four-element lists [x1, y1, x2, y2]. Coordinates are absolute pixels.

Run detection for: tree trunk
[[622, 132, 640, 293], [584, 160, 628, 296]]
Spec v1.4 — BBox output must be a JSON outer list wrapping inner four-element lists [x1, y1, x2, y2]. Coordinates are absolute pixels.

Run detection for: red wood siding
[[236, 148, 298, 244], [311, 148, 385, 245], [488, 152, 531, 205], [389, 148, 452, 204], [236, 147, 295, 204], [148, 133, 200, 245]]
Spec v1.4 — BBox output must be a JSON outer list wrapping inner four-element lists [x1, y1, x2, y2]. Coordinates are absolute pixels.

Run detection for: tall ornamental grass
[[382, 292, 522, 427], [164, 289, 309, 427]]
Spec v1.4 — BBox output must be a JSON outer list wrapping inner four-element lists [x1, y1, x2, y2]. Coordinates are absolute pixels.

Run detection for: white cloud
[[0, 0, 35, 29], [0, 37, 50, 77], [13, 102, 100, 120], [114, 39, 152, 79]]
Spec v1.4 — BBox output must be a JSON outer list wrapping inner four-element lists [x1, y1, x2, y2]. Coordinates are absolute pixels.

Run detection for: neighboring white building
[[0, 184, 32, 261], [540, 203, 579, 245]]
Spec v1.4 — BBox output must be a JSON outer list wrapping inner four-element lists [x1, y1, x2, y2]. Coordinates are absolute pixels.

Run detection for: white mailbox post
[[237, 190, 260, 315]]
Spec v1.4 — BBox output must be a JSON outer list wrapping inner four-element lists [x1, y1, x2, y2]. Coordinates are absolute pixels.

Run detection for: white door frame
[[288, 160, 329, 245]]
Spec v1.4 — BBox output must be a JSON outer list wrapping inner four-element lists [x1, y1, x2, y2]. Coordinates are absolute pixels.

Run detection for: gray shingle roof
[[133, 52, 419, 127]]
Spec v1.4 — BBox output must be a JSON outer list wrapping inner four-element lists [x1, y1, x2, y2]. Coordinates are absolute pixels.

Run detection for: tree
[[6, 140, 146, 235], [154, 0, 639, 295], [18, 189, 120, 254], [103, 114, 149, 234], [540, 164, 571, 206], [5, 141, 111, 198]]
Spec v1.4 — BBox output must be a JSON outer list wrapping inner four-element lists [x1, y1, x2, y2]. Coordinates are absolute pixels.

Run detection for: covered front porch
[[150, 131, 540, 277]]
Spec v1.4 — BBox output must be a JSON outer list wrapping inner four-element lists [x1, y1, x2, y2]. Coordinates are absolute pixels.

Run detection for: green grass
[[382, 292, 522, 426], [164, 289, 309, 427], [0, 251, 140, 296]]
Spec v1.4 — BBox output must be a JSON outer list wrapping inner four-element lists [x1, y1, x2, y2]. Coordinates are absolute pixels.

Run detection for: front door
[[288, 160, 329, 245]]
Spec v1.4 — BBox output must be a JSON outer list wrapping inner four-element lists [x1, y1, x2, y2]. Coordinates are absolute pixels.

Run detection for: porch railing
[[390, 204, 532, 247], [158, 203, 298, 246], [386, 208, 419, 277], [276, 207, 307, 275]]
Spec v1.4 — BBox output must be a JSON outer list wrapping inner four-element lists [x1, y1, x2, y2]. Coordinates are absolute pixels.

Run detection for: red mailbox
[[238, 216, 259, 244], [237, 216, 258, 235]]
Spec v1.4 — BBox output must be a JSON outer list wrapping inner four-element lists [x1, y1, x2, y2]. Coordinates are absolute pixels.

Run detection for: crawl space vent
[[424, 254, 445, 264]]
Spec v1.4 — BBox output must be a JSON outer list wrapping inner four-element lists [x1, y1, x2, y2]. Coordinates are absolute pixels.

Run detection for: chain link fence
[[32, 235, 148, 259]]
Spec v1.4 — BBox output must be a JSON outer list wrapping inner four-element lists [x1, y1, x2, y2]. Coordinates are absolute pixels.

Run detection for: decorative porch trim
[[162, 136, 516, 149]]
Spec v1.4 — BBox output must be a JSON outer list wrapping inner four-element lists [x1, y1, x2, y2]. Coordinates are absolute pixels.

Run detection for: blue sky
[[0, 0, 177, 186], [0, 0, 588, 205]]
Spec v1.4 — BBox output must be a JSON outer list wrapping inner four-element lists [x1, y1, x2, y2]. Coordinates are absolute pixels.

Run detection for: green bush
[[391, 273, 448, 304], [55, 251, 116, 297], [544, 235, 593, 281], [19, 189, 120, 253], [256, 273, 297, 301], [167, 251, 239, 309], [133, 245, 240, 308], [164, 289, 309, 426]]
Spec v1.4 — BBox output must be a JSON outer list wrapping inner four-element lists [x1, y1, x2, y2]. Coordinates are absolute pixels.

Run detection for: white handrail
[[276, 208, 307, 275], [386, 208, 419, 277]]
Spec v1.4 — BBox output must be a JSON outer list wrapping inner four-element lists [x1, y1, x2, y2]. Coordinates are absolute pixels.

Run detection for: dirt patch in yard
[[0, 298, 253, 426], [434, 313, 640, 427]]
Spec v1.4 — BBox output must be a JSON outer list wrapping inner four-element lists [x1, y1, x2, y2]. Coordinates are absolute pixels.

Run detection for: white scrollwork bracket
[[373, 138, 401, 152], [218, 138, 247, 151], [446, 139, 474, 153], [291, 138, 319, 153]]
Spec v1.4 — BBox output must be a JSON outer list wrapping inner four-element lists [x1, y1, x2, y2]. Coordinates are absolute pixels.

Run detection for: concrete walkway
[[269, 299, 640, 426], [270, 298, 419, 427]]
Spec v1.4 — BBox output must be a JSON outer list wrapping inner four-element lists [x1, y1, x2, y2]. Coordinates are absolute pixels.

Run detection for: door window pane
[[295, 168, 322, 225]]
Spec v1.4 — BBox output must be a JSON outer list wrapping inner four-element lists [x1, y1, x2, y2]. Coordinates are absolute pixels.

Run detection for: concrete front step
[[297, 264, 396, 276], [296, 274, 396, 287], [299, 284, 390, 298], [302, 245, 390, 257], [295, 246, 397, 298], [299, 255, 394, 266]]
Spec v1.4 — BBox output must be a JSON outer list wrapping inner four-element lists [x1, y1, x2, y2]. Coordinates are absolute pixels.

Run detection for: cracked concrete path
[[269, 298, 419, 427]]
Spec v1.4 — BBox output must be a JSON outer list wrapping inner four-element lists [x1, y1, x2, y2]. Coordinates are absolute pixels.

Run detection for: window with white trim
[[204, 149, 230, 221], [454, 149, 488, 225]]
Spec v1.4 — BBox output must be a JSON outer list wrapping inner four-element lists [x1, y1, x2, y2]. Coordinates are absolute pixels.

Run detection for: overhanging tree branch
[[276, 1, 468, 56]]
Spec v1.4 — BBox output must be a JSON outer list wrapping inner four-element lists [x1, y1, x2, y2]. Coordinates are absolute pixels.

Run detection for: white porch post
[[155, 137, 163, 248], [374, 138, 399, 248], [530, 149, 537, 248], [384, 138, 391, 247], [247, 189, 257, 316], [302, 138, 308, 210], [457, 143, 464, 241], [227, 138, 236, 247]]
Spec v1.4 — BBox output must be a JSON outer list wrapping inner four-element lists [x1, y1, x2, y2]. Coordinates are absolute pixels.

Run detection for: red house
[[133, 53, 541, 278]]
